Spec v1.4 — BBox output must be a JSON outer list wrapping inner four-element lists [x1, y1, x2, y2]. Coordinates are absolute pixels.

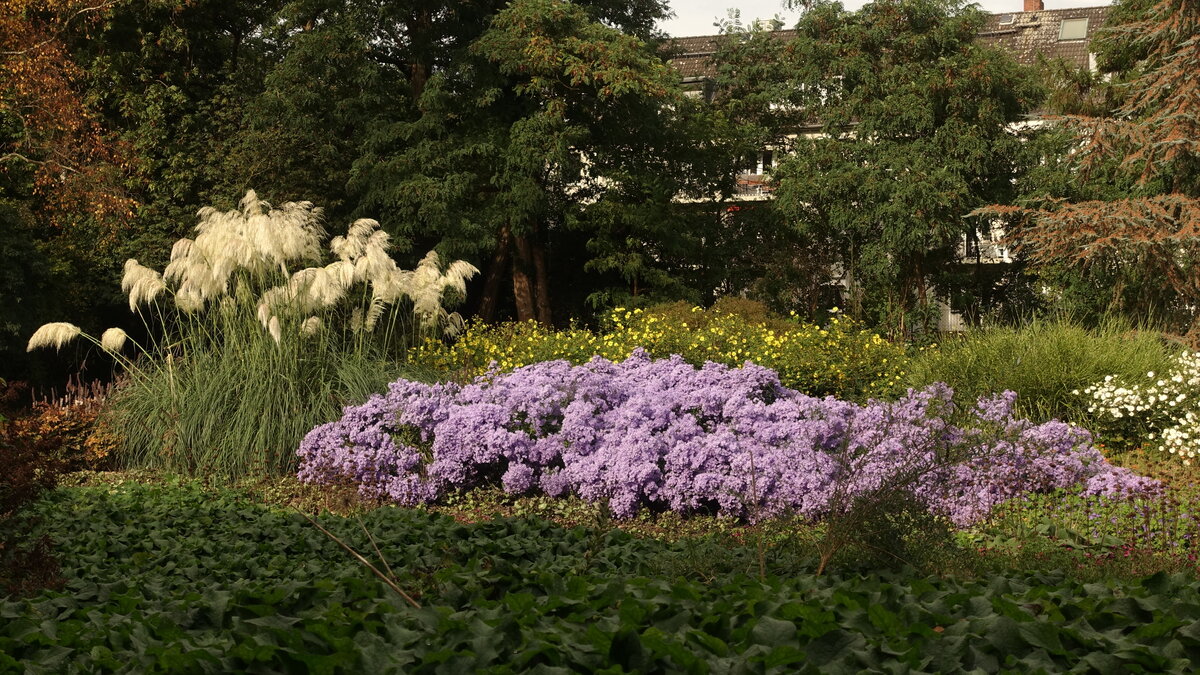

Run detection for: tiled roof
[[669, 31, 798, 79], [977, 6, 1111, 69], [667, 5, 1111, 80]]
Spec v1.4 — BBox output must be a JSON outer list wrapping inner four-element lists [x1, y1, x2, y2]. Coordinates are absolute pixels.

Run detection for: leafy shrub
[[26, 191, 477, 477], [0, 379, 117, 517], [906, 316, 1173, 423], [298, 351, 1158, 525], [0, 421, 66, 520], [413, 299, 908, 401], [1, 380, 120, 474]]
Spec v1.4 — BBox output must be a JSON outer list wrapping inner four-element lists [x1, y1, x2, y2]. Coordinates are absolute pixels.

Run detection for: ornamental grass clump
[[906, 315, 1172, 423], [27, 191, 478, 477], [298, 351, 1159, 525]]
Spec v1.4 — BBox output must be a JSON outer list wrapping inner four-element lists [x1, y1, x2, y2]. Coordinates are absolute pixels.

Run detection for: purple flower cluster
[[297, 351, 1160, 526]]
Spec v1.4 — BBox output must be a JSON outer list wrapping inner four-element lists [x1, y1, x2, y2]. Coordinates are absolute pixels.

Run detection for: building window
[[1059, 17, 1088, 40], [739, 151, 774, 175], [997, 13, 1015, 25]]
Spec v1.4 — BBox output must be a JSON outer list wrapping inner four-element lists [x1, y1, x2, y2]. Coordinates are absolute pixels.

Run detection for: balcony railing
[[734, 174, 774, 198]]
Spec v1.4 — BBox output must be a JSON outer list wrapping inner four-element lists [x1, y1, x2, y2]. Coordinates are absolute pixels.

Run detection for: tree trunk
[[409, 9, 433, 100], [916, 259, 931, 335], [231, 31, 242, 71], [846, 240, 863, 321], [410, 62, 429, 101], [477, 224, 512, 322], [530, 227, 552, 326], [512, 234, 536, 323]]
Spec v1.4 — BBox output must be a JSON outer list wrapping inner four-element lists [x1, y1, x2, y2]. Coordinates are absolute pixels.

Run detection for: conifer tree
[[998, 0, 1200, 332]]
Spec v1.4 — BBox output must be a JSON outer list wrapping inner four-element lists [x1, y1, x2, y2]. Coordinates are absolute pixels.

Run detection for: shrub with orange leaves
[[1, 378, 120, 478]]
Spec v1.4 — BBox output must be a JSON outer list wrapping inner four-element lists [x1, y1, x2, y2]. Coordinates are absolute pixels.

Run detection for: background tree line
[[1, 0, 1192, 387]]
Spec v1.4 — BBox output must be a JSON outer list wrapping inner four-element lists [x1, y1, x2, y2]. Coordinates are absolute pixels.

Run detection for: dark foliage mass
[[6, 0, 1197, 387], [3, 0, 1047, 389], [5, 484, 1200, 672]]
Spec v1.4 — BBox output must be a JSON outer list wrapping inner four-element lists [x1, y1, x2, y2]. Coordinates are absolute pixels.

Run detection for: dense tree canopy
[[721, 0, 1040, 335], [350, 0, 733, 323], [9, 0, 1198, 386]]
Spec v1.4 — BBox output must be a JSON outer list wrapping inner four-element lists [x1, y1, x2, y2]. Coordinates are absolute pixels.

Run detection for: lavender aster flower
[[296, 353, 1162, 525]]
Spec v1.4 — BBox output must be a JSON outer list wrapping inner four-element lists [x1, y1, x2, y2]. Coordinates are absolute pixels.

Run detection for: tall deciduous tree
[[350, 0, 717, 324], [74, 0, 283, 253], [732, 0, 1039, 336], [996, 0, 1200, 332]]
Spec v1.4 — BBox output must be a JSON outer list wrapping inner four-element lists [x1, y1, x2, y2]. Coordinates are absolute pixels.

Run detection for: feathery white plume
[[268, 316, 282, 344], [27, 322, 82, 351], [300, 316, 321, 336], [122, 259, 167, 312], [445, 312, 466, 337], [324, 260, 355, 289], [257, 286, 290, 328], [176, 286, 205, 313], [331, 218, 379, 262], [169, 238, 194, 263], [100, 327, 129, 353], [364, 295, 386, 331], [401, 251, 480, 330]]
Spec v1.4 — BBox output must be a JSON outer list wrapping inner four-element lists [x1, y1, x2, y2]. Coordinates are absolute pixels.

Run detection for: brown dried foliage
[[0, 377, 118, 517], [0, 0, 135, 235]]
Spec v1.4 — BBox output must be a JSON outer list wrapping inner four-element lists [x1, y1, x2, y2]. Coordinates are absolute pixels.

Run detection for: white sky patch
[[659, 0, 1114, 37]]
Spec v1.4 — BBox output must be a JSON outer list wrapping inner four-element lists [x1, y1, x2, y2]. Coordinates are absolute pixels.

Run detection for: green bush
[[413, 299, 909, 401], [906, 316, 1174, 424]]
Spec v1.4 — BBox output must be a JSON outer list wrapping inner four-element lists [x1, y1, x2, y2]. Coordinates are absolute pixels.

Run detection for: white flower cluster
[[1078, 351, 1200, 464], [1160, 410, 1200, 463]]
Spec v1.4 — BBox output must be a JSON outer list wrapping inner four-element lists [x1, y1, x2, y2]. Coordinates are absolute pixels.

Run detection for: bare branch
[[0, 152, 81, 174], [299, 510, 422, 609]]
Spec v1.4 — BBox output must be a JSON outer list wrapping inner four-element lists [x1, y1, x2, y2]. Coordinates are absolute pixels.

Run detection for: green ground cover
[[6, 481, 1200, 673]]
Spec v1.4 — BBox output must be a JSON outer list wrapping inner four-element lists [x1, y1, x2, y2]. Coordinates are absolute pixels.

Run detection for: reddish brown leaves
[[1, 0, 135, 234]]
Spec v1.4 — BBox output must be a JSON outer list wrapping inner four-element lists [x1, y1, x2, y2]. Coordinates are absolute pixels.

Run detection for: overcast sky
[[659, 0, 1114, 37]]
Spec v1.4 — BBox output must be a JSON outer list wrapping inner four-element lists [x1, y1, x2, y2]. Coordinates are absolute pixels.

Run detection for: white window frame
[[1059, 18, 1088, 41]]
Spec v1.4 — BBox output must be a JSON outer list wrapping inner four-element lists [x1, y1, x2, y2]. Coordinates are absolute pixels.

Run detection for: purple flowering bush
[[297, 350, 1160, 526]]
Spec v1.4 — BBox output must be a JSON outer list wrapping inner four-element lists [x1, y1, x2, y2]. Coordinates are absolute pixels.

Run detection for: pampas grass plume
[[27, 322, 82, 351], [122, 259, 167, 312], [100, 327, 129, 353], [176, 287, 205, 313]]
